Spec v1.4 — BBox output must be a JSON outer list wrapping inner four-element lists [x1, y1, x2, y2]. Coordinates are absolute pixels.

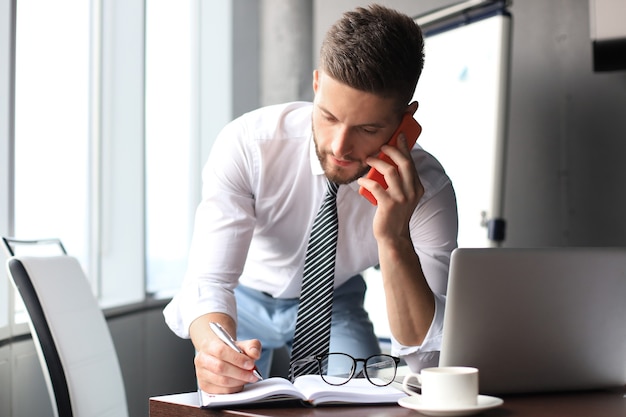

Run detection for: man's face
[[312, 70, 403, 185]]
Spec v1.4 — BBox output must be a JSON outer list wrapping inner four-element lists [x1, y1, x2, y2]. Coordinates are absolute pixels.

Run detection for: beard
[[312, 127, 371, 185]]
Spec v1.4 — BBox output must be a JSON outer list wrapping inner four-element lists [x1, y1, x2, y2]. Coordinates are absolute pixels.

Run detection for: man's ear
[[312, 69, 320, 94], [407, 100, 419, 116]]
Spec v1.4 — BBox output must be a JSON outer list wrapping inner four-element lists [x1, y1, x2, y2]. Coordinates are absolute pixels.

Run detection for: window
[[145, 0, 196, 297], [1, 0, 235, 335], [14, 0, 90, 264], [13, 0, 90, 324]]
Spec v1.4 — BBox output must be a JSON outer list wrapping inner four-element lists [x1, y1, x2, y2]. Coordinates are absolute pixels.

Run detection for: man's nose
[[331, 127, 353, 158]]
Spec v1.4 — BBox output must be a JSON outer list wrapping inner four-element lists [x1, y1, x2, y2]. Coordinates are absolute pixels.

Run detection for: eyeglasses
[[290, 352, 401, 386]]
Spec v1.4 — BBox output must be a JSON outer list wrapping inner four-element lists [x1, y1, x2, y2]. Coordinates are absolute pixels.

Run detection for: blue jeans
[[235, 274, 381, 378]]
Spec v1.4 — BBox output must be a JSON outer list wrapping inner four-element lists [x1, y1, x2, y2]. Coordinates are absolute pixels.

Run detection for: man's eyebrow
[[317, 105, 336, 119], [317, 105, 387, 129], [358, 121, 386, 129]]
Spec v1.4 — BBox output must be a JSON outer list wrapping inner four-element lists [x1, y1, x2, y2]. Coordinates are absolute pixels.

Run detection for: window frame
[[0, 0, 17, 340]]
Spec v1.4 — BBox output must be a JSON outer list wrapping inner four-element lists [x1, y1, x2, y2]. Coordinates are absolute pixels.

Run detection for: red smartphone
[[359, 113, 422, 205]]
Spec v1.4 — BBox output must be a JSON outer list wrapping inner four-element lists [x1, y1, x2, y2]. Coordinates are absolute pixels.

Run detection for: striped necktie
[[289, 179, 339, 378]]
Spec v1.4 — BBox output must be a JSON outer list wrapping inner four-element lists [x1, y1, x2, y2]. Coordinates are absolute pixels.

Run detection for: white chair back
[[6, 255, 128, 417]]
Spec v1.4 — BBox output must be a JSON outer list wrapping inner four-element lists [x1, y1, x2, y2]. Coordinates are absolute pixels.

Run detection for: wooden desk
[[150, 388, 626, 417]]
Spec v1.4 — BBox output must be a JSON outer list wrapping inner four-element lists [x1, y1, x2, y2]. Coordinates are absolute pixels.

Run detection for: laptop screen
[[440, 247, 626, 394]]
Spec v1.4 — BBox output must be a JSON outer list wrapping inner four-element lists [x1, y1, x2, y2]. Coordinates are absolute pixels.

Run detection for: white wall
[[505, 0, 626, 246]]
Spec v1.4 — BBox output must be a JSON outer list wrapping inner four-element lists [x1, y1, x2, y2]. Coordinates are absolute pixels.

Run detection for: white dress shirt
[[164, 101, 458, 366]]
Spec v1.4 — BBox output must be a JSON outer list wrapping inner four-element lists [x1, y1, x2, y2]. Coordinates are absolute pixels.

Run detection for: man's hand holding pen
[[210, 322, 263, 380], [190, 314, 263, 394]]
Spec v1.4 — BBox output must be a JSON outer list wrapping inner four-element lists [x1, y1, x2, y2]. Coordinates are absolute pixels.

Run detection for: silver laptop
[[440, 247, 626, 394]]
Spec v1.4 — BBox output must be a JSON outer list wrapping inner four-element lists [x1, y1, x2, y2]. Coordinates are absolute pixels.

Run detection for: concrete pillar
[[260, 0, 313, 106]]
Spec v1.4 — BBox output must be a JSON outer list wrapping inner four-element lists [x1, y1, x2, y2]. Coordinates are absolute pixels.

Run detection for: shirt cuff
[[163, 282, 238, 339], [391, 292, 446, 371]]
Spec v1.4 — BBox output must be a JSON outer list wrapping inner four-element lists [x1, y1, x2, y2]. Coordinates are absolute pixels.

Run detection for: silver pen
[[209, 322, 263, 380]]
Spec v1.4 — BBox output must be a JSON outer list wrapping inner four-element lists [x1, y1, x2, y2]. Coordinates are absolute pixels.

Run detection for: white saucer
[[397, 394, 503, 417]]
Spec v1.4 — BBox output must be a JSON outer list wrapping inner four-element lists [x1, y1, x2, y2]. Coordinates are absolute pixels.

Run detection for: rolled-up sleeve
[[390, 292, 446, 371]]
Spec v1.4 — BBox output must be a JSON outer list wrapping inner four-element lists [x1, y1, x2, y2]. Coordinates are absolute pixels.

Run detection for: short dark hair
[[319, 4, 425, 110]]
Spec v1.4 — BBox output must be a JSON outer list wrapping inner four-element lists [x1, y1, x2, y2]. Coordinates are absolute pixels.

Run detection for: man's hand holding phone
[[358, 113, 422, 205]]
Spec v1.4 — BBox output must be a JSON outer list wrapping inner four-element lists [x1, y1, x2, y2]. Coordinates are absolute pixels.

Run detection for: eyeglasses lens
[[365, 355, 397, 386], [320, 353, 355, 385], [318, 353, 397, 386]]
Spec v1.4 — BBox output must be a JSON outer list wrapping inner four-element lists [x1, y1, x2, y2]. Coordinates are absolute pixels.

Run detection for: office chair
[[2, 237, 128, 417]]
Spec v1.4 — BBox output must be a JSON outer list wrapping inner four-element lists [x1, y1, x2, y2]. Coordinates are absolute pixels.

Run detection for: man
[[164, 4, 457, 394]]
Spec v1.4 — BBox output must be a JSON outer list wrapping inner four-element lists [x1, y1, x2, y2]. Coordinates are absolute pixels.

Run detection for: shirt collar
[[309, 133, 324, 176]]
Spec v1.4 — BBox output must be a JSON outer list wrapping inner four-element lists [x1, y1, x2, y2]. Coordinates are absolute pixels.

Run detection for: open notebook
[[440, 247, 626, 394], [199, 375, 406, 407]]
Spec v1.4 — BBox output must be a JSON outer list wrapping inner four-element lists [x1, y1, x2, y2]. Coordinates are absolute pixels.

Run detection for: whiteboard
[[413, 12, 511, 247]]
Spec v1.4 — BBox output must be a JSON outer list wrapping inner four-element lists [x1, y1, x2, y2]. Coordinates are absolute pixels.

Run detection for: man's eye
[[361, 127, 378, 135], [319, 110, 334, 119]]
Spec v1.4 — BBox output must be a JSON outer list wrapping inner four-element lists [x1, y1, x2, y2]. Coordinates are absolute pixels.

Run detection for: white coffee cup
[[402, 366, 479, 407]]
